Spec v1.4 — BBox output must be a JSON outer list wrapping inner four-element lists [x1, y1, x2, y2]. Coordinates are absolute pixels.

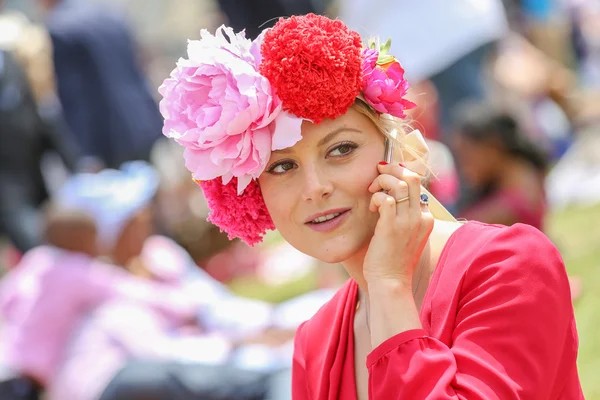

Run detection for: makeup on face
[[305, 208, 352, 232]]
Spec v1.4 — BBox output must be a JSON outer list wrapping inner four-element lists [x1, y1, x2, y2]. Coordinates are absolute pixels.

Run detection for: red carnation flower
[[259, 14, 363, 123], [198, 177, 274, 246]]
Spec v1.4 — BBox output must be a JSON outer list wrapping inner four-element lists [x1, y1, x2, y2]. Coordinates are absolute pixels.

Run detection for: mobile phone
[[380, 135, 395, 194], [383, 129, 399, 163], [383, 137, 393, 164]]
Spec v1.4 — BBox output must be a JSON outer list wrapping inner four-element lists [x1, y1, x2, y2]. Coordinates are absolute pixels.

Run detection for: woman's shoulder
[[428, 221, 574, 349], [445, 221, 568, 292], [453, 221, 559, 256]]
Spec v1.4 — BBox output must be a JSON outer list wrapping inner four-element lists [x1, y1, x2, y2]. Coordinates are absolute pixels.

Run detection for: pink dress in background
[[0, 245, 197, 386], [460, 188, 547, 230]]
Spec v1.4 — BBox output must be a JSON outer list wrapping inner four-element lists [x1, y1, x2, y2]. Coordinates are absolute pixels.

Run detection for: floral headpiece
[[159, 14, 416, 246]]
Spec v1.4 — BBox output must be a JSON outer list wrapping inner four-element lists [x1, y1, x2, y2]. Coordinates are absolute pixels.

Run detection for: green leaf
[[380, 38, 392, 55], [367, 37, 378, 50]]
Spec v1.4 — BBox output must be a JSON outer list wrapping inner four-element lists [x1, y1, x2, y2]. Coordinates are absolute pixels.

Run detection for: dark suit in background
[[216, 0, 319, 39], [46, 0, 163, 169], [0, 50, 79, 253]]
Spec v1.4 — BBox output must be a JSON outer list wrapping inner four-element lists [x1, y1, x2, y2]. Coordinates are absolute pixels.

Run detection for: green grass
[[229, 270, 318, 304], [546, 203, 600, 400]]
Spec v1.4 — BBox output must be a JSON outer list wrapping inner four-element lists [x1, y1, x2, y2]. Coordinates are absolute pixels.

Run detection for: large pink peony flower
[[158, 26, 302, 194], [361, 48, 416, 119]]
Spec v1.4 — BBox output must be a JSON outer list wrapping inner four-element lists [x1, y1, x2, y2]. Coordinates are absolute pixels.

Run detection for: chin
[[312, 248, 352, 264]]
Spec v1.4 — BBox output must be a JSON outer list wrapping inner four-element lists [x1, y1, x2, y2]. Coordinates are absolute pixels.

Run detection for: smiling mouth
[[308, 210, 348, 224]]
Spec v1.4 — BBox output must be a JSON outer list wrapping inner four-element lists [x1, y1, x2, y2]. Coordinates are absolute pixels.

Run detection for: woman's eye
[[268, 161, 296, 174], [328, 142, 356, 157]]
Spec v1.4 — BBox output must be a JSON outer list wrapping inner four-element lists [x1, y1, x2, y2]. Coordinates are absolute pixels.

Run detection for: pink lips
[[305, 209, 351, 233]]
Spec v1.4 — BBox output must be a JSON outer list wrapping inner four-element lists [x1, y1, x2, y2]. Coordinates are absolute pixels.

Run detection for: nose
[[301, 163, 333, 202]]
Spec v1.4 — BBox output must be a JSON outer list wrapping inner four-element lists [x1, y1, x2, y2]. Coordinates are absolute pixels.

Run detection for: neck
[[341, 246, 370, 294]]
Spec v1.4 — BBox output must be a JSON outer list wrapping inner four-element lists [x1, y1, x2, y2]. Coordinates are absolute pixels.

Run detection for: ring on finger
[[396, 196, 410, 204], [419, 193, 430, 205]]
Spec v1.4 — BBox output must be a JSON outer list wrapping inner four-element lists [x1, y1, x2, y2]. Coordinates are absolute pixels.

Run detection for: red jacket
[[293, 222, 583, 399]]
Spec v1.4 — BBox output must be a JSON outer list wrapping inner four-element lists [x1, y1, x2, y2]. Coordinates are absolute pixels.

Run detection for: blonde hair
[[351, 98, 431, 179]]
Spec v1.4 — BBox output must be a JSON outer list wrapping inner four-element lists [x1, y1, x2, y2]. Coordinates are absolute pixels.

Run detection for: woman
[[159, 14, 582, 399], [452, 104, 548, 230], [452, 106, 583, 301]]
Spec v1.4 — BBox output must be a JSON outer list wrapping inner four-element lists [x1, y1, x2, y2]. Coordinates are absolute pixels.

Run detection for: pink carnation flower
[[362, 48, 379, 76], [361, 48, 416, 119], [159, 26, 302, 194], [199, 177, 274, 246]]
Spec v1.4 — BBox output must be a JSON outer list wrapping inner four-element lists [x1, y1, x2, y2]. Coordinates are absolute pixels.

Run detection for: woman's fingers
[[368, 174, 409, 200], [379, 164, 422, 209], [372, 164, 423, 218], [369, 192, 397, 225], [369, 174, 410, 217], [363, 163, 436, 286]]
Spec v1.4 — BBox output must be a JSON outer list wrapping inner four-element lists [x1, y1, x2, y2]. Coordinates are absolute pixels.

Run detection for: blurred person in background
[[41, 163, 306, 400], [1, 0, 86, 259], [0, 162, 200, 400], [0, 47, 80, 256], [49, 298, 275, 400], [216, 0, 319, 39], [0, 1, 60, 110], [568, 0, 600, 88], [47, 235, 286, 400], [452, 103, 549, 230], [452, 103, 582, 300], [517, 0, 578, 68], [491, 31, 580, 162], [35, 0, 163, 169]]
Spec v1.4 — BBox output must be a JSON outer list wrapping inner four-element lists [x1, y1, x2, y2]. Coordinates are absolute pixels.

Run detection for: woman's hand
[[363, 162, 434, 289]]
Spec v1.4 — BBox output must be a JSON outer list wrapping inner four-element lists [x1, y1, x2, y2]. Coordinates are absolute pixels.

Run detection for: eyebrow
[[317, 127, 362, 147], [271, 127, 362, 155]]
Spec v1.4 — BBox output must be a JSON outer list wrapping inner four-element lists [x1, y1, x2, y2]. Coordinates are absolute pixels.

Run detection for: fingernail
[[378, 161, 388, 165], [399, 163, 405, 168]]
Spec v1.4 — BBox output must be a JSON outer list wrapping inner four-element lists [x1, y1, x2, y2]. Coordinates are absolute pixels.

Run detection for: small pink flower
[[361, 48, 416, 119], [158, 26, 302, 194], [362, 48, 379, 77]]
